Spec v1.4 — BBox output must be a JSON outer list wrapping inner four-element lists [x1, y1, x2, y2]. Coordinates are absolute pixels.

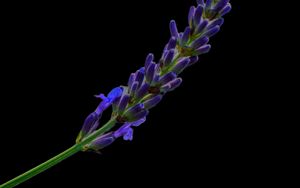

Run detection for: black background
[[0, 0, 265, 187]]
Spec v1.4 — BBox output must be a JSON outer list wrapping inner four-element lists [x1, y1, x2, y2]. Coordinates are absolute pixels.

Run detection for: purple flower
[[144, 95, 163, 110], [114, 118, 146, 141], [77, 87, 123, 142], [180, 27, 191, 45], [194, 44, 211, 55], [123, 103, 149, 122], [145, 53, 154, 70], [159, 72, 177, 85], [78, 0, 231, 153], [135, 82, 150, 100], [190, 36, 209, 49], [166, 37, 177, 50], [161, 78, 183, 93], [88, 133, 115, 151], [171, 58, 191, 74], [188, 6, 196, 27], [163, 49, 175, 68], [169, 20, 179, 38], [116, 94, 130, 113]]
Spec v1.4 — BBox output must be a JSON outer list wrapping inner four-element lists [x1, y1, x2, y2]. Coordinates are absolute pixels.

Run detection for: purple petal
[[128, 73, 136, 89], [123, 128, 133, 141], [95, 100, 110, 115], [107, 87, 123, 102], [207, 18, 224, 30], [188, 56, 199, 67], [170, 20, 179, 38], [181, 27, 191, 45], [205, 0, 213, 9], [145, 53, 154, 70], [188, 6, 195, 27], [81, 112, 100, 135], [118, 94, 130, 113], [167, 37, 177, 50], [135, 69, 145, 86], [172, 58, 190, 74], [219, 4, 232, 16], [161, 78, 183, 92], [128, 109, 149, 122], [203, 25, 220, 37], [214, 0, 229, 12], [136, 83, 150, 99], [126, 103, 144, 116], [145, 62, 156, 83], [113, 123, 131, 138], [89, 133, 115, 150], [194, 44, 211, 55], [131, 117, 146, 127], [195, 19, 209, 33], [159, 72, 177, 85], [129, 81, 139, 96], [194, 5, 204, 26], [190, 36, 209, 49], [144, 95, 163, 109], [164, 49, 175, 67], [197, 0, 204, 5]]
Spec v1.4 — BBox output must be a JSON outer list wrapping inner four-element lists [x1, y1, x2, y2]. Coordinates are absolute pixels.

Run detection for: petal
[[80, 112, 100, 136], [89, 133, 115, 150], [164, 49, 175, 67], [117, 94, 130, 113], [144, 95, 163, 109], [161, 78, 182, 92], [214, 0, 229, 12], [203, 25, 220, 37], [123, 128, 133, 141], [135, 83, 150, 99], [107, 87, 123, 102], [172, 58, 190, 74], [194, 44, 211, 55], [167, 37, 177, 50], [190, 36, 209, 49], [170, 20, 179, 38], [145, 53, 154, 70], [128, 73, 136, 89], [129, 81, 139, 96], [145, 62, 156, 83], [188, 6, 196, 27], [194, 5, 204, 26], [159, 72, 177, 85], [195, 19, 209, 33], [135, 69, 145, 86], [219, 4, 232, 16], [197, 0, 204, 5], [188, 56, 199, 67], [131, 117, 146, 127], [181, 27, 191, 45], [207, 18, 224, 30]]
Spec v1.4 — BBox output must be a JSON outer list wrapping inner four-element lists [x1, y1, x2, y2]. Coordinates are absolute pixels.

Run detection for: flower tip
[[108, 87, 123, 101], [196, 0, 204, 5], [220, 3, 232, 16], [169, 20, 179, 38]]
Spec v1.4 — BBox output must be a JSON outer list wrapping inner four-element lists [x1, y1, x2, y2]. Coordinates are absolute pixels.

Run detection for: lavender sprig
[[79, 0, 232, 152], [0, 1, 231, 187]]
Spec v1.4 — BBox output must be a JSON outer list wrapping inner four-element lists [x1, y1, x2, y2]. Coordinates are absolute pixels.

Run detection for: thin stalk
[[0, 118, 117, 188]]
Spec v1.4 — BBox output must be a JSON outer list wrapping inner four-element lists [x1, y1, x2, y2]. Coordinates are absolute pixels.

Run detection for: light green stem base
[[0, 118, 117, 188]]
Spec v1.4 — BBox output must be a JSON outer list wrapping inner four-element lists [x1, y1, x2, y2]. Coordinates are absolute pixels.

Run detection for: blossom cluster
[[76, 0, 231, 152]]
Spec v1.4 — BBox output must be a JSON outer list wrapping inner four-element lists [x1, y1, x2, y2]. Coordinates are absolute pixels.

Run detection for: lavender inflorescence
[[76, 0, 231, 152]]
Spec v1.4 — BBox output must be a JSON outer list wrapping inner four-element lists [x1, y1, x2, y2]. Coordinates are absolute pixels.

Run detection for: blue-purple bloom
[[76, 87, 123, 142], [78, 0, 231, 152]]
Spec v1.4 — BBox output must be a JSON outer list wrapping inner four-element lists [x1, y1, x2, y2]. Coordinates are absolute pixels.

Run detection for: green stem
[[0, 118, 117, 188]]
